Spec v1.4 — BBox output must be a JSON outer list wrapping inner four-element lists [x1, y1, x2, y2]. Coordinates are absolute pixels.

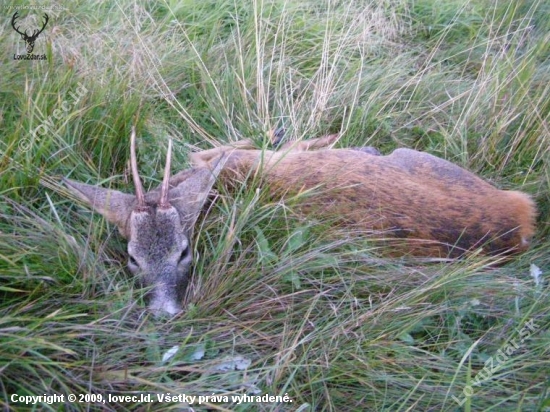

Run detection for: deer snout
[[146, 280, 184, 317], [148, 296, 182, 316]]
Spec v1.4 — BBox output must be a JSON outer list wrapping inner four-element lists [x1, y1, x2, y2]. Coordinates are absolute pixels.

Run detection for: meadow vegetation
[[0, 0, 549, 410]]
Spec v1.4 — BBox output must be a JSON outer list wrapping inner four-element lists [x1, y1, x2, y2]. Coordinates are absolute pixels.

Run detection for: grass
[[0, 0, 549, 410]]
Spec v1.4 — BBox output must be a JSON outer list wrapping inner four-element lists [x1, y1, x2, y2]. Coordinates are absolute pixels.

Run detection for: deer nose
[[148, 297, 182, 317], [145, 271, 184, 316]]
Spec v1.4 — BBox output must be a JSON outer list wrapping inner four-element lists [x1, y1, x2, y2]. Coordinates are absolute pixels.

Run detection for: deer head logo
[[11, 12, 49, 54]]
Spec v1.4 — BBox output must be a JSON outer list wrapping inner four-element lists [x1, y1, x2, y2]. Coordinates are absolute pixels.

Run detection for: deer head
[[63, 128, 224, 316], [11, 12, 49, 53]]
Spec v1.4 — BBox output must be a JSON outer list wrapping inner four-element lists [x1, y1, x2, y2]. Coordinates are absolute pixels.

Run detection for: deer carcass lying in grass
[[63, 130, 536, 316]]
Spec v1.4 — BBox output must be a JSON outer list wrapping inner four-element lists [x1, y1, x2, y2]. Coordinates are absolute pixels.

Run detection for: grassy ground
[[1, 0, 549, 410]]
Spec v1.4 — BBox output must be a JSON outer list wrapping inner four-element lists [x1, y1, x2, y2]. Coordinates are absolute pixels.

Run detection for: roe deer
[[63, 130, 536, 316]]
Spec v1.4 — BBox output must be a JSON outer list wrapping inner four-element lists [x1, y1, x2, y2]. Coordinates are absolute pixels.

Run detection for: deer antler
[[34, 13, 49, 37], [130, 125, 146, 209], [158, 140, 173, 209], [11, 12, 26, 36]]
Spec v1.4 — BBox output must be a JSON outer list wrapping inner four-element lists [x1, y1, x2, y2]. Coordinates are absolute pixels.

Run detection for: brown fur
[[191, 136, 536, 257]]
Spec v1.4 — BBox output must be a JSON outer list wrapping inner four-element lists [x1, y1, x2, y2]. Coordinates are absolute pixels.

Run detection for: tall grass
[[0, 0, 548, 411]]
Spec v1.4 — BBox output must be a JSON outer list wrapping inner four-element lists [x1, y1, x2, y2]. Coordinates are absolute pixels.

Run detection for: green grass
[[1, 0, 549, 410]]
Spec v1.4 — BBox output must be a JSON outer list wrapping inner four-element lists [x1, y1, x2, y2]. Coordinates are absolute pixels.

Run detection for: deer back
[[195, 146, 536, 257]]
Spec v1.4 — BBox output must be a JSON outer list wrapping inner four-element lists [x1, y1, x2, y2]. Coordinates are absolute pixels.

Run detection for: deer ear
[[168, 155, 226, 232], [63, 178, 136, 238]]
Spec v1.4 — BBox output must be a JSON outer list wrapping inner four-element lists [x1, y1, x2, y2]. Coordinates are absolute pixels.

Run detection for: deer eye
[[128, 255, 139, 270], [178, 246, 190, 265]]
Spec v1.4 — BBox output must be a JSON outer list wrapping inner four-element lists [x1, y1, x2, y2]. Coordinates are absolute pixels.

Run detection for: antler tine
[[11, 12, 24, 35], [36, 13, 49, 35], [130, 125, 146, 209], [159, 139, 172, 209]]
